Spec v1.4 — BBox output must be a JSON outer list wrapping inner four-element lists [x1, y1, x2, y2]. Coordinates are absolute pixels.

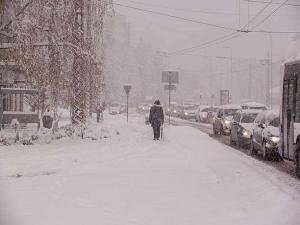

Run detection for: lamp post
[[224, 46, 233, 96]]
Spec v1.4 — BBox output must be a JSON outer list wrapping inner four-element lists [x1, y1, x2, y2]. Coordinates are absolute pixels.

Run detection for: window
[[224, 109, 239, 116], [254, 113, 263, 124], [184, 106, 198, 110], [233, 113, 241, 122], [241, 113, 258, 123], [269, 117, 280, 127]]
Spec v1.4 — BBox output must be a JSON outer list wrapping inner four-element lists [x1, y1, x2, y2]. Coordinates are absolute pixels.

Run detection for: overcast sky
[[114, 0, 300, 70]]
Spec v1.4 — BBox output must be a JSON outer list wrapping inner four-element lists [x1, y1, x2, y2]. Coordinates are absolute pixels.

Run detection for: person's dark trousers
[[153, 125, 161, 140], [97, 113, 100, 123]]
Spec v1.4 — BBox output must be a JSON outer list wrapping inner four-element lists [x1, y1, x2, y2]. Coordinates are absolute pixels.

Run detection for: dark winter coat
[[149, 104, 164, 127]]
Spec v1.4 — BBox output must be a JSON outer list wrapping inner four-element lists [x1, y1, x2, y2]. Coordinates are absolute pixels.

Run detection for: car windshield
[[184, 106, 198, 110], [175, 106, 184, 110], [224, 109, 239, 116], [241, 113, 258, 123], [201, 108, 211, 112], [111, 103, 119, 107], [269, 117, 280, 127]]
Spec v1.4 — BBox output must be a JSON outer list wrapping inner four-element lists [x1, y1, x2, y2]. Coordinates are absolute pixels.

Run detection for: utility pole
[[248, 59, 252, 99], [269, 33, 273, 109], [266, 52, 270, 107]]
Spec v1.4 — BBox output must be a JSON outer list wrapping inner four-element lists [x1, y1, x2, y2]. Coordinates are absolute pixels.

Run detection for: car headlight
[[185, 112, 188, 115], [270, 136, 280, 143], [142, 107, 145, 110], [242, 129, 251, 138], [173, 110, 177, 113], [224, 119, 231, 125]]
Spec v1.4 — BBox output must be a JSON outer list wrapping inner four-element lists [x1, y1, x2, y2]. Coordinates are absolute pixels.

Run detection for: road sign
[[220, 90, 230, 105], [162, 71, 179, 84], [123, 84, 132, 122], [164, 84, 176, 91], [123, 85, 132, 95]]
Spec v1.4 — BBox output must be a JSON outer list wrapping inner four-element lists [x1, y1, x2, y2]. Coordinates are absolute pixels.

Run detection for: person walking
[[96, 104, 104, 123], [149, 100, 164, 140]]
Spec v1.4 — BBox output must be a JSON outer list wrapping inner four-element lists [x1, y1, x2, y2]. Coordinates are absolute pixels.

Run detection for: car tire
[[229, 133, 234, 146], [236, 137, 241, 149], [296, 140, 300, 178], [249, 137, 256, 156], [262, 141, 268, 160]]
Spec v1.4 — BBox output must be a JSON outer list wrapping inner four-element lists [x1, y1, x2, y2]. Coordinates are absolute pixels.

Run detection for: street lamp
[[224, 46, 233, 100]]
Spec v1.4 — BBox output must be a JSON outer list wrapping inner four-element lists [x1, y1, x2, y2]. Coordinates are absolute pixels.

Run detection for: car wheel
[[262, 141, 268, 160], [249, 137, 256, 156], [296, 141, 300, 178], [229, 133, 234, 146], [236, 137, 241, 149]]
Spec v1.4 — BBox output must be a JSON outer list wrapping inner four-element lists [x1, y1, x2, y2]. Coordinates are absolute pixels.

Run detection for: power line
[[114, 3, 238, 32], [168, 0, 298, 55], [250, 0, 290, 30], [169, 1, 272, 55], [243, 0, 300, 7], [117, 0, 237, 15], [168, 32, 238, 55]]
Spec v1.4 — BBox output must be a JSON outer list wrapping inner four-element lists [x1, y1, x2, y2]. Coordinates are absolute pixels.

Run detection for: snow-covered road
[[1, 113, 300, 225]]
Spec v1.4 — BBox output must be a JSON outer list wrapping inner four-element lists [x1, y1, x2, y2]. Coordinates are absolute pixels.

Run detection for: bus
[[281, 38, 300, 177]]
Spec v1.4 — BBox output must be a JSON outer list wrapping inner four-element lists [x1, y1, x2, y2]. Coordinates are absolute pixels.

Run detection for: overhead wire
[[113, 3, 239, 32], [250, 0, 290, 30], [243, 0, 300, 7], [169, 0, 272, 55]]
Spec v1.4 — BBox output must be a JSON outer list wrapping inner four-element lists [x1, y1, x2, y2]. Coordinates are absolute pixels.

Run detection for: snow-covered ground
[[0, 112, 300, 225]]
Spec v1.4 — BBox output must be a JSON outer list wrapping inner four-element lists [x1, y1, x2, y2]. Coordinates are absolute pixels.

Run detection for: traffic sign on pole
[[161, 71, 179, 125], [123, 85, 132, 95], [123, 84, 132, 122], [164, 84, 176, 91], [162, 71, 179, 84]]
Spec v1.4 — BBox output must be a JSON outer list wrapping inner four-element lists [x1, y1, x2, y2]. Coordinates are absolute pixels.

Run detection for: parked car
[[213, 105, 241, 135], [137, 102, 151, 113], [241, 101, 267, 110], [109, 103, 123, 115], [181, 104, 198, 120], [165, 102, 177, 116], [173, 105, 184, 118], [230, 110, 260, 148], [249, 110, 281, 160], [195, 105, 211, 122], [120, 104, 126, 114]]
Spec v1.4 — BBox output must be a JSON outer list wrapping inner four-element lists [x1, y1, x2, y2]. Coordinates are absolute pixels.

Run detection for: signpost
[[220, 90, 230, 105], [123, 84, 132, 122], [162, 71, 179, 124]]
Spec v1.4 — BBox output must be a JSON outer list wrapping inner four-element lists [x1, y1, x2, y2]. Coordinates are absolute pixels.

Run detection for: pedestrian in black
[[96, 104, 104, 123], [149, 100, 164, 140]]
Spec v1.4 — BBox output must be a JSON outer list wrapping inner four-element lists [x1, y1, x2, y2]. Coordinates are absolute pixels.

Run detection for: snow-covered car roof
[[258, 109, 279, 120], [220, 104, 241, 110], [239, 109, 262, 115], [284, 38, 300, 65], [241, 101, 266, 108]]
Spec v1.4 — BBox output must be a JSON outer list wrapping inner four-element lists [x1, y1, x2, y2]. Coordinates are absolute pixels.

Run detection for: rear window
[[184, 106, 198, 110], [224, 109, 239, 116], [241, 113, 258, 123], [269, 117, 280, 127], [201, 108, 211, 112]]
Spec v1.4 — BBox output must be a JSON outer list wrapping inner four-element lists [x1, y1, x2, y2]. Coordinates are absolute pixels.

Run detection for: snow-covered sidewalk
[[0, 113, 300, 225]]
